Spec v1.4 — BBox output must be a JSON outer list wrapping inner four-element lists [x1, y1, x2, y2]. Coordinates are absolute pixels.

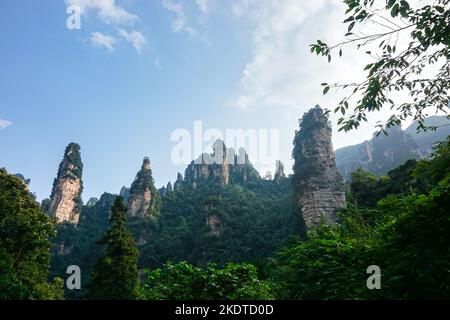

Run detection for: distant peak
[[142, 157, 151, 170], [64, 142, 81, 156], [212, 139, 226, 153], [48, 143, 83, 224], [299, 105, 330, 129], [128, 157, 159, 219]]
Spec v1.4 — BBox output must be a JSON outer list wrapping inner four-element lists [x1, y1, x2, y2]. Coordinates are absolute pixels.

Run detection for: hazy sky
[[0, 0, 418, 201]]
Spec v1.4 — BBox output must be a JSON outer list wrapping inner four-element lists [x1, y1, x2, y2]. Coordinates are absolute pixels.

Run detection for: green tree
[[272, 138, 450, 299], [0, 169, 63, 299], [140, 261, 274, 300], [311, 0, 449, 133], [87, 197, 139, 299], [272, 222, 376, 299], [375, 176, 450, 299]]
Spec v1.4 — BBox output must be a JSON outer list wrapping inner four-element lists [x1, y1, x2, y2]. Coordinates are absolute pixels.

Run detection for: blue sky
[[0, 0, 397, 201]]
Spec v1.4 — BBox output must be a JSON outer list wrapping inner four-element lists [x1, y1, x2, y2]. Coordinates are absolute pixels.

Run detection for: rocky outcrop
[[127, 157, 160, 219], [86, 197, 99, 207], [160, 181, 173, 197], [293, 106, 346, 229], [336, 126, 423, 179], [184, 140, 260, 187], [48, 143, 83, 224], [159, 186, 167, 197], [41, 198, 51, 213], [274, 161, 286, 182], [335, 116, 449, 180], [79, 192, 116, 226], [173, 173, 183, 191], [119, 186, 130, 203], [205, 197, 223, 237], [185, 139, 230, 186], [263, 171, 273, 180], [229, 147, 261, 184], [405, 116, 450, 155], [54, 238, 76, 256]]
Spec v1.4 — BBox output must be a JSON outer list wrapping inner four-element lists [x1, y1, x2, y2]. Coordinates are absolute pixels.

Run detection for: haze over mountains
[[335, 116, 450, 179]]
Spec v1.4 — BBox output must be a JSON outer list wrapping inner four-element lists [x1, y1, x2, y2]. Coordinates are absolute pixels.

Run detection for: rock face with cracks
[[293, 106, 346, 229], [184, 139, 260, 187], [48, 143, 83, 224], [274, 160, 286, 182], [127, 157, 160, 219]]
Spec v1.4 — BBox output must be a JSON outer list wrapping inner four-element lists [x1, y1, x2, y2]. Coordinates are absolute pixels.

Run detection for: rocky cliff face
[[119, 186, 130, 203], [185, 139, 230, 186], [229, 147, 261, 184], [274, 160, 286, 182], [404, 116, 450, 155], [173, 173, 183, 191], [48, 143, 83, 224], [184, 139, 260, 187], [336, 126, 423, 179], [335, 116, 449, 180], [86, 197, 99, 207], [293, 106, 346, 229], [127, 157, 160, 219]]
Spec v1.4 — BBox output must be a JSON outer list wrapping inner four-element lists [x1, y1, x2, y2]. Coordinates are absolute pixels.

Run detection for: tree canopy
[[272, 137, 450, 299], [87, 197, 139, 300], [311, 0, 450, 133], [0, 169, 63, 299]]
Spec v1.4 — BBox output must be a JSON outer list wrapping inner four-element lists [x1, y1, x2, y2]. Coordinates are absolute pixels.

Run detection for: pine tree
[[87, 197, 139, 299]]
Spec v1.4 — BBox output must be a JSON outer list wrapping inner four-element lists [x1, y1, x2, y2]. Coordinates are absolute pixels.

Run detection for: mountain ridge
[[335, 115, 450, 179]]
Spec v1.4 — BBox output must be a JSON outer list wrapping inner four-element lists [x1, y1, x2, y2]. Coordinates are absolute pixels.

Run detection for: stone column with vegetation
[[293, 105, 346, 228], [48, 143, 83, 224]]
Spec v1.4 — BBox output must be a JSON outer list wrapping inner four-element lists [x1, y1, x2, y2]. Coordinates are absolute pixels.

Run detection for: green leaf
[[348, 21, 356, 32], [391, 4, 399, 17]]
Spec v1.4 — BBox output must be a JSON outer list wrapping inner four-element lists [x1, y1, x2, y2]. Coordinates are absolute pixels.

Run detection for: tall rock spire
[[166, 181, 173, 193], [274, 160, 286, 182], [173, 172, 183, 191], [127, 157, 161, 219], [293, 106, 346, 228], [48, 143, 83, 224]]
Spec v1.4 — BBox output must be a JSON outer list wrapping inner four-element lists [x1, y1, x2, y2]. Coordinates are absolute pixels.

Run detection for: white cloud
[[162, 0, 204, 38], [231, 0, 404, 149], [0, 119, 12, 129], [162, 0, 187, 32], [66, 1, 148, 54], [155, 59, 162, 70], [233, 0, 359, 110], [196, 0, 209, 14], [90, 32, 116, 52], [233, 0, 441, 111], [118, 29, 146, 54], [66, 0, 137, 24]]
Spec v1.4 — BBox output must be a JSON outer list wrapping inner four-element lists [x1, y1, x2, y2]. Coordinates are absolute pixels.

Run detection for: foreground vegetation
[[1, 136, 448, 300]]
